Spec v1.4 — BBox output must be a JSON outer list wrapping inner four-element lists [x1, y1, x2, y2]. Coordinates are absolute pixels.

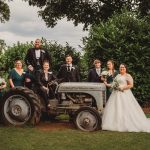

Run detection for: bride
[[102, 63, 150, 132]]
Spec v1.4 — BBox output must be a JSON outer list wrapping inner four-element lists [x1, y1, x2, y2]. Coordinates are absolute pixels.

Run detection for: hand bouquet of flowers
[[101, 70, 109, 81], [0, 78, 5, 86]]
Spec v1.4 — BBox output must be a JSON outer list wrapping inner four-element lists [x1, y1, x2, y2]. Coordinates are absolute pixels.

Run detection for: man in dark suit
[[88, 59, 103, 83], [25, 39, 52, 71], [57, 55, 80, 82]]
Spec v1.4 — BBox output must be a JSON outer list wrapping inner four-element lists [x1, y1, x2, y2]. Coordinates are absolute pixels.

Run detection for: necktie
[[67, 65, 70, 71]]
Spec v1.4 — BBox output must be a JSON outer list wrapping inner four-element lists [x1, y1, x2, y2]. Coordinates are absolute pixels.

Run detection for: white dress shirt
[[35, 49, 41, 59], [96, 68, 101, 76]]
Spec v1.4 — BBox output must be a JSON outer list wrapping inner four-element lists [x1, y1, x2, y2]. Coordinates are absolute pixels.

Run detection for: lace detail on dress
[[126, 74, 133, 85]]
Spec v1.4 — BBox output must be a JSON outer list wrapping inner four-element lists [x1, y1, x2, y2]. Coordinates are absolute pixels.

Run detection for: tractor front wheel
[[74, 106, 101, 132]]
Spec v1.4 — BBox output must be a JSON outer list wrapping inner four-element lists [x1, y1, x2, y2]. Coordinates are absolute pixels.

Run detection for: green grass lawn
[[0, 126, 150, 150], [0, 114, 150, 150]]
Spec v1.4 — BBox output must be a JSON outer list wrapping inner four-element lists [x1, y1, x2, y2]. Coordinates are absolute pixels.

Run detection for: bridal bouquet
[[111, 78, 119, 90], [111, 78, 124, 92]]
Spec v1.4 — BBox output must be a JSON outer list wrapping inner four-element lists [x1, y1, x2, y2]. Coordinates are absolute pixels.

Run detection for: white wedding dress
[[102, 74, 150, 132]]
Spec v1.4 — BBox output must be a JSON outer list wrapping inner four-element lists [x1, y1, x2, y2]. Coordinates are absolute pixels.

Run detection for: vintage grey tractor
[[0, 82, 106, 131]]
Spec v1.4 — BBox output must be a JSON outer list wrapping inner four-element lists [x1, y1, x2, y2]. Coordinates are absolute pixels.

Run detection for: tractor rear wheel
[[0, 87, 41, 126]]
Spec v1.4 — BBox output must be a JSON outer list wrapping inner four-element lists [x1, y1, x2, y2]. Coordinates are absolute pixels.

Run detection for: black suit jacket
[[36, 70, 56, 99], [57, 64, 80, 82], [37, 71, 56, 87], [25, 48, 52, 70], [88, 68, 103, 83]]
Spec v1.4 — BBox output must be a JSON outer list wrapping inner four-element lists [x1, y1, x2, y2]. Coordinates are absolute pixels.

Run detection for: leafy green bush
[[0, 39, 81, 77], [41, 38, 81, 75], [0, 42, 32, 71], [83, 10, 150, 104]]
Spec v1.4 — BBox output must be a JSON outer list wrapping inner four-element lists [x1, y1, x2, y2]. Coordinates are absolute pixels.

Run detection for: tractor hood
[[57, 82, 106, 92]]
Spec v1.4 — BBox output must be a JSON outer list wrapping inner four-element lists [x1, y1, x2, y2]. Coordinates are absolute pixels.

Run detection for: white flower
[[101, 71, 109, 76], [111, 78, 119, 90], [41, 50, 45, 53], [111, 76, 123, 92], [71, 67, 75, 70], [0, 78, 5, 85]]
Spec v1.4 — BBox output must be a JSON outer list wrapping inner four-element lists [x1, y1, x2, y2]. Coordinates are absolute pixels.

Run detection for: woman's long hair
[[107, 60, 115, 74]]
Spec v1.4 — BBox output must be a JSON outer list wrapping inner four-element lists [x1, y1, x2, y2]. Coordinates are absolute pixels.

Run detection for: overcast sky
[[0, 0, 88, 50]]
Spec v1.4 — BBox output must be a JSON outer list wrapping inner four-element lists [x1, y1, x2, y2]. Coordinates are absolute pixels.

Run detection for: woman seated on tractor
[[36, 61, 57, 109]]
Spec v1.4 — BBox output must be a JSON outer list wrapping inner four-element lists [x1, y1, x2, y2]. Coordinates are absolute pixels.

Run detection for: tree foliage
[[25, 0, 150, 30], [1, 0, 150, 28], [41, 38, 81, 74], [0, 39, 6, 54], [0, 0, 10, 23], [0, 42, 32, 71], [83, 10, 150, 103]]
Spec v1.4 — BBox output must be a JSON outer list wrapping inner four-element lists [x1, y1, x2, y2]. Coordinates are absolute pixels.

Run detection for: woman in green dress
[[106, 60, 118, 99], [102, 60, 118, 101], [8, 60, 25, 88]]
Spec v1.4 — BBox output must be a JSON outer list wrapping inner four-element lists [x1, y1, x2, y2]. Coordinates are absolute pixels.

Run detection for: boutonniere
[[22, 72, 26, 74], [41, 50, 45, 53], [71, 66, 75, 70]]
